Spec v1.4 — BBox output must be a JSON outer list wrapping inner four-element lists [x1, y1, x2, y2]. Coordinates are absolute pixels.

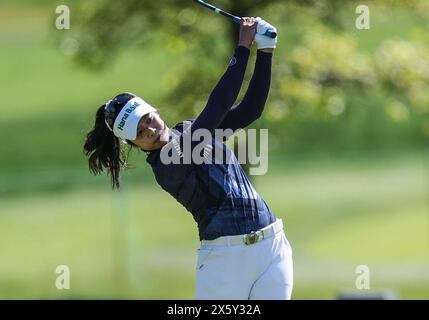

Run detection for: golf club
[[193, 0, 277, 39]]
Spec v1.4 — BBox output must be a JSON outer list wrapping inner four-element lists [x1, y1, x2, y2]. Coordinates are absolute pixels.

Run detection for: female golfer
[[84, 17, 292, 300]]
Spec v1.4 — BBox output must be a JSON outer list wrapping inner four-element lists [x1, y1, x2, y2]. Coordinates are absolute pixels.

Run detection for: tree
[[66, 0, 429, 155]]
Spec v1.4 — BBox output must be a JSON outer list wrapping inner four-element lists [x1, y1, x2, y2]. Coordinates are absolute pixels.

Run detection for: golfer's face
[[132, 112, 169, 151]]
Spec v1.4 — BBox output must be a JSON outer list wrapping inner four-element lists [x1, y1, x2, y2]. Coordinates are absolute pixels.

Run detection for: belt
[[201, 219, 284, 246]]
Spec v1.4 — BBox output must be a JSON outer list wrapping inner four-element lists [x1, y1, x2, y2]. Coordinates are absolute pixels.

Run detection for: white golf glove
[[255, 17, 277, 49]]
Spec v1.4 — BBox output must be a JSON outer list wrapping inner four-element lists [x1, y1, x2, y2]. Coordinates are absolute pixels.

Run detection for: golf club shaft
[[193, 0, 277, 39]]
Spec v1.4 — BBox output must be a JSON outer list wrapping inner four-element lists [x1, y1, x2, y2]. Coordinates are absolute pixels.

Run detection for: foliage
[[65, 1, 429, 154]]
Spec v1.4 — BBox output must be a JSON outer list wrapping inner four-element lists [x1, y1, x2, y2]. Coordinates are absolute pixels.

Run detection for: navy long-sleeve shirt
[[147, 46, 276, 240], [217, 48, 272, 131]]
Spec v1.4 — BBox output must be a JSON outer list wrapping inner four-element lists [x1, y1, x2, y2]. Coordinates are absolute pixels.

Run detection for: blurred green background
[[0, 0, 428, 299]]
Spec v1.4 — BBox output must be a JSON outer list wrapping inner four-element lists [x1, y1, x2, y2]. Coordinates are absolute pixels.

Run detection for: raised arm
[[190, 17, 257, 134], [217, 18, 278, 133], [217, 49, 273, 132]]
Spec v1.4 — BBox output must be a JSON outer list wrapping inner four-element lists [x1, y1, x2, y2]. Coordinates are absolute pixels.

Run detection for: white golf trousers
[[195, 219, 293, 300]]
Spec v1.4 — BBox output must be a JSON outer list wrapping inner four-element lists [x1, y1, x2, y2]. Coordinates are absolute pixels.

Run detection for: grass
[[310, 207, 428, 263], [0, 153, 427, 299]]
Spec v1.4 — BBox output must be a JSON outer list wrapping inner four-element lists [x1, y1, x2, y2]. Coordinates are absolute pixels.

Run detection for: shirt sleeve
[[190, 45, 250, 134], [217, 50, 273, 132]]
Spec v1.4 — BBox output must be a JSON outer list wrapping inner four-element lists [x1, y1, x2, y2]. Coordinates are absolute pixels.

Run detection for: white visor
[[113, 97, 157, 141]]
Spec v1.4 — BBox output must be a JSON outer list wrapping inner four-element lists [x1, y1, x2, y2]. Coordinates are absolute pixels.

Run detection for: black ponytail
[[83, 93, 136, 189], [83, 104, 124, 188]]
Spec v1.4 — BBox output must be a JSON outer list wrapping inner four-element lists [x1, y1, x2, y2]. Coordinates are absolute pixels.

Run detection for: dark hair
[[83, 92, 136, 189]]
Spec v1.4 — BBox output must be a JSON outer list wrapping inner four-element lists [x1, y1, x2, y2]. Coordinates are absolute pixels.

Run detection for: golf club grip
[[264, 29, 277, 39], [232, 17, 277, 39]]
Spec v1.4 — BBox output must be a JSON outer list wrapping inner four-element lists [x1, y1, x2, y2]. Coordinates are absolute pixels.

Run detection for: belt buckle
[[244, 231, 259, 245]]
